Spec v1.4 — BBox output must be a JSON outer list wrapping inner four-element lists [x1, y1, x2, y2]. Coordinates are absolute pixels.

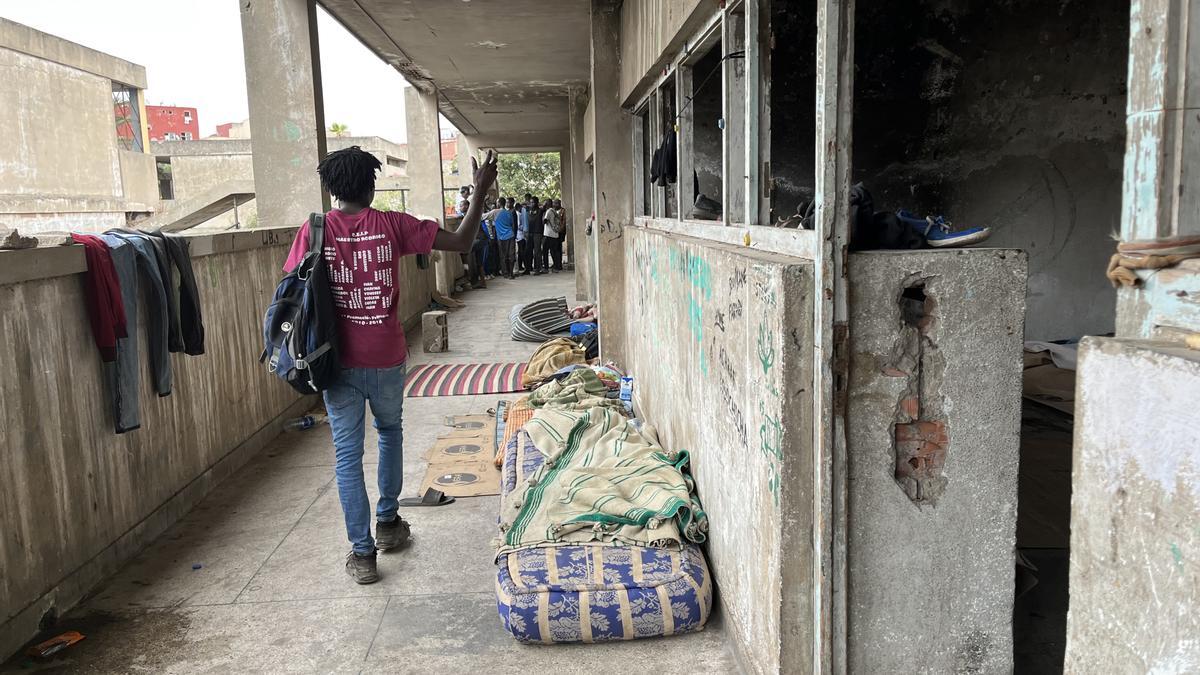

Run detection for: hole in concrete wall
[[900, 284, 927, 329], [890, 278, 948, 506]]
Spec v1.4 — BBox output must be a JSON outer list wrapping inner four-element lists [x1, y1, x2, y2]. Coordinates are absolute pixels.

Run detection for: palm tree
[[329, 122, 350, 138]]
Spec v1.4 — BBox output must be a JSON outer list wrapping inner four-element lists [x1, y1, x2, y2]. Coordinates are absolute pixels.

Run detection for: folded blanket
[[528, 368, 621, 411], [498, 406, 708, 555], [521, 337, 587, 389]]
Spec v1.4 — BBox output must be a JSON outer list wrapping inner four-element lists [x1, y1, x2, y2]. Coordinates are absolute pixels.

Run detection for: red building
[[146, 105, 199, 142]]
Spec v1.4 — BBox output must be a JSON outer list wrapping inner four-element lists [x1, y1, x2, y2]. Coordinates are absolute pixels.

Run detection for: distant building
[[212, 119, 251, 139], [145, 105, 199, 141], [150, 134, 408, 230], [0, 17, 158, 233]]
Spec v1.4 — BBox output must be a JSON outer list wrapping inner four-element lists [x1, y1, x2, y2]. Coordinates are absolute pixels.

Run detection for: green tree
[[329, 122, 350, 138], [497, 152, 561, 200], [371, 190, 408, 213]]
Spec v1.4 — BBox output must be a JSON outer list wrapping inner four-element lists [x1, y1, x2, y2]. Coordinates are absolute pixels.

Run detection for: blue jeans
[[323, 365, 407, 554]]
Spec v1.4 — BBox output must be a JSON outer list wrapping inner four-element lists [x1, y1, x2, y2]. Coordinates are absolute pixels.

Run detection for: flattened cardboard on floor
[[440, 414, 495, 439], [419, 457, 500, 497], [424, 436, 490, 463]]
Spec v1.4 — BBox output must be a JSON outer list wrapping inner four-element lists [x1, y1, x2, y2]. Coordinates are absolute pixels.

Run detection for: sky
[[0, 0, 451, 142]]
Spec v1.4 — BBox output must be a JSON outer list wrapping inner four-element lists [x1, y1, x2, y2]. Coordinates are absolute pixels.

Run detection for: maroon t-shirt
[[284, 208, 438, 368]]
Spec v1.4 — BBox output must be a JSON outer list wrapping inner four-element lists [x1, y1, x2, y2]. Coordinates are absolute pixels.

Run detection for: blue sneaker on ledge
[[897, 210, 991, 248]]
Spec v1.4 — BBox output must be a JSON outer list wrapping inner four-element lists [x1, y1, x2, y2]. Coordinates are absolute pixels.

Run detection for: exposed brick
[[894, 419, 949, 503]]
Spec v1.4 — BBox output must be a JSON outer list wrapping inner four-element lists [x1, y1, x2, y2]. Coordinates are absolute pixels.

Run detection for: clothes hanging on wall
[[104, 231, 174, 397], [649, 128, 678, 187], [71, 234, 128, 362], [99, 234, 143, 433], [143, 230, 205, 355]]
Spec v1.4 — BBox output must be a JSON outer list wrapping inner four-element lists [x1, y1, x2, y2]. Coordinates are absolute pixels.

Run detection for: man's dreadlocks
[[316, 146, 381, 205]]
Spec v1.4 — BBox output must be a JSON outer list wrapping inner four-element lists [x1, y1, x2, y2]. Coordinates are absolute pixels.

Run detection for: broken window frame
[[633, 100, 652, 217], [628, 0, 781, 233], [723, 0, 747, 224], [112, 83, 144, 153]]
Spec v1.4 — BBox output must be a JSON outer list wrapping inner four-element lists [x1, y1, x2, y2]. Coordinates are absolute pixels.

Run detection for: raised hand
[[472, 149, 499, 190]]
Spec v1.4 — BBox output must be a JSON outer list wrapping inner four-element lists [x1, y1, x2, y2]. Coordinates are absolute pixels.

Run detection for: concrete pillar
[[568, 86, 595, 301], [1116, 0, 1200, 338], [1066, 338, 1200, 671], [405, 86, 454, 296], [590, 0, 634, 362], [239, 0, 328, 228]]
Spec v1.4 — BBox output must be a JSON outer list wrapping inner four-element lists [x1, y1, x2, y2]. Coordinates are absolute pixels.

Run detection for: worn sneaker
[[375, 517, 411, 552], [692, 193, 722, 220], [345, 550, 379, 584], [897, 210, 991, 248]]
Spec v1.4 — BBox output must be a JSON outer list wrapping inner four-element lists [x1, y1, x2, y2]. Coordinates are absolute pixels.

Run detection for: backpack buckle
[[294, 358, 308, 370]]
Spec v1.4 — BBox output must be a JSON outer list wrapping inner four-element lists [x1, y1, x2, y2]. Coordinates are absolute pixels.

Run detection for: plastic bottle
[[283, 413, 327, 432], [619, 376, 634, 414]]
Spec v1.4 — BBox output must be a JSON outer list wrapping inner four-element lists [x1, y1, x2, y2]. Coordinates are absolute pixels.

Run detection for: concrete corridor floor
[[5, 270, 736, 674]]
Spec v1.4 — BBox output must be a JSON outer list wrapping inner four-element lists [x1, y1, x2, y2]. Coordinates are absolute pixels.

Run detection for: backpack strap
[[309, 212, 326, 255]]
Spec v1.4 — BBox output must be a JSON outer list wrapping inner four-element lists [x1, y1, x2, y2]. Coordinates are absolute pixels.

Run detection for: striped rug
[[404, 362, 528, 397]]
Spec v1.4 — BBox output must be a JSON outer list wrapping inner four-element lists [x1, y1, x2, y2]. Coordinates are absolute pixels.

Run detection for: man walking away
[[527, 196, 546, 275], [283, 146, 498, 584], [483, 197, 518, 279]]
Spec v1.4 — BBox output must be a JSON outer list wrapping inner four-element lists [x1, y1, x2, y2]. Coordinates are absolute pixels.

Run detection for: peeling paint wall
[[0, 233, 312, 660], [624, 224, 815, 674], [849, 0, 1128, 341], [846, 249, 1026, 673], [1067, 338, 1200, 672]]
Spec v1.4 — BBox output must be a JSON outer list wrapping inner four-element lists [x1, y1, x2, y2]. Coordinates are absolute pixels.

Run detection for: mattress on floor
[[495, 431, 713, 644]]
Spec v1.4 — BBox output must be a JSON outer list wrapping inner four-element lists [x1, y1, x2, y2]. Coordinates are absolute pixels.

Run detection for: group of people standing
[[462, 191, 567, 287]]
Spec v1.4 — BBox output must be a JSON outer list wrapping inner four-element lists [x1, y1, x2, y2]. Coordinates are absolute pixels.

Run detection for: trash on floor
[[282, 413, 327, 432], [25, 631, 85, 659]]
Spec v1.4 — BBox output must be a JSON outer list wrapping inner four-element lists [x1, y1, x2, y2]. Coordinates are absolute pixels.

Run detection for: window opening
[[156, 157, 174, 200], [112, 84, 143, 152], [689, 40, 724, 221]]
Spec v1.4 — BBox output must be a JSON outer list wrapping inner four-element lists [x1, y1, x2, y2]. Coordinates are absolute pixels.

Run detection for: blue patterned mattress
[[495, 430, 713, 643]]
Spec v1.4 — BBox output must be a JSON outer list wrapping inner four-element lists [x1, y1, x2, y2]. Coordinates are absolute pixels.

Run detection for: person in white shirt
[[542, 198, 564, 272]]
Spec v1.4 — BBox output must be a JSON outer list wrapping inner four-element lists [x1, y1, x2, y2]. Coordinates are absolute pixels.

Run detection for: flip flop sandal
[[398, 487, 456, 507]]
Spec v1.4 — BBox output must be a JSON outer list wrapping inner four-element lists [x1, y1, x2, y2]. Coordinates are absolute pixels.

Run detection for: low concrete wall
[[1066, 338, 1200, 672], [846, 249, 1026, 673], [0, 226, 435, 659], [623, 225, 814, 674]]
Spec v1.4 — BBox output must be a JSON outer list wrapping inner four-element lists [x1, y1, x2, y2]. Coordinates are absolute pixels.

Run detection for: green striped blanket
[[498, 405, 708, 554]]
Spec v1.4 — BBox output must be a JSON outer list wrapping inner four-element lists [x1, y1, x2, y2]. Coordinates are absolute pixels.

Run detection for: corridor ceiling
[[320, 0, 591, 148]]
